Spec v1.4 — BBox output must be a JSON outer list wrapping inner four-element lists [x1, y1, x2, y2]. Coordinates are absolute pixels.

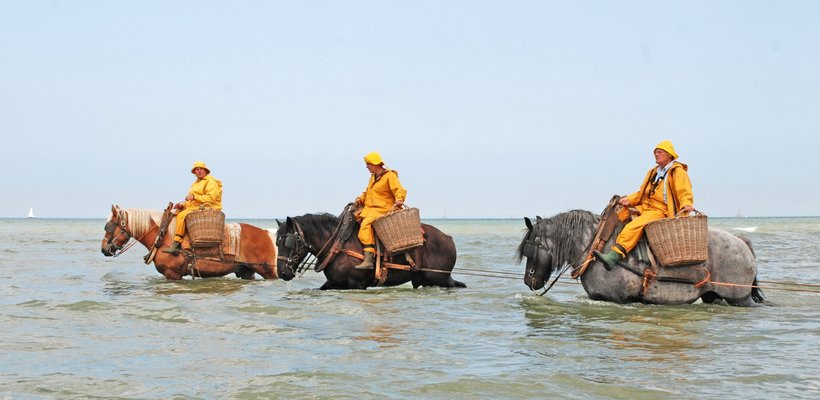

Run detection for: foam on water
[[733, 226, 758, 232]]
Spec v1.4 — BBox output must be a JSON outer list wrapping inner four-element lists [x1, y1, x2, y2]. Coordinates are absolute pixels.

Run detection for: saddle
[[577, 196, 708, 296], [157, 203, 242, 258], [317, 204, 423, 286]]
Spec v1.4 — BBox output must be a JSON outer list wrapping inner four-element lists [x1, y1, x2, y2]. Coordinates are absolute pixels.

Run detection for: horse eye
[[523, 242, 536, 258], [537, 248, 550, 262]]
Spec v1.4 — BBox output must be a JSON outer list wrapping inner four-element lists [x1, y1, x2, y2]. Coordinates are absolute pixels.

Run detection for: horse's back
[[237, 222, 277, 264], [706, 226, 757, 281], [421, 223, 456, 256]]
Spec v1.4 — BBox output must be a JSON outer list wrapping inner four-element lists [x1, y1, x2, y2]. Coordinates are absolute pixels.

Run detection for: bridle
[[103, 208, 156, 257], [104, 209, 133, 256], [522, 233, 553, 292], [277, 220, 319, 276], [276, 206, 359, 278]]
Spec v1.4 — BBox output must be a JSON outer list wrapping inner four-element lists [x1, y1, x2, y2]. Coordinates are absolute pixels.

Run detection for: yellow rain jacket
[[624, 162, 693, 217], [355, 170, 407, 251], [184, 175, 223, 211], [356, 170, 407, 219], [173, 175, 223, 241], [612, 161, 694, 256]]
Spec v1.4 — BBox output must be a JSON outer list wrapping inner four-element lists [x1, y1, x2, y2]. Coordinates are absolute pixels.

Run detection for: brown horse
[[101, 205, 278, 280], [275, 205, 465, 290]]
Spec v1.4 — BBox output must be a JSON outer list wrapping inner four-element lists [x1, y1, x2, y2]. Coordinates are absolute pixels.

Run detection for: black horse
[[276, 209, 465, 290]]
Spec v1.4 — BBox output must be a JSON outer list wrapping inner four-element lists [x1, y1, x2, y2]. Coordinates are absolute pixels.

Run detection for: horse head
[[101, 204, 132, 257], [517, 210, 598, 292], [517, 216, 554, 291], [275, 217, 313, 281]]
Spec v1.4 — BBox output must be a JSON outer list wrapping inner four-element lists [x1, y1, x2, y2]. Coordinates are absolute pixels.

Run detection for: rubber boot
[[162, 241, 182, 255], [593, 250, 622, 271], [354, 252, 375, 270]]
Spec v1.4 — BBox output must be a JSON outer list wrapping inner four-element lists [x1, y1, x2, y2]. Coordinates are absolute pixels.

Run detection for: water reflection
[[518, 296, 723, 370], [150, 279, 251, 296]]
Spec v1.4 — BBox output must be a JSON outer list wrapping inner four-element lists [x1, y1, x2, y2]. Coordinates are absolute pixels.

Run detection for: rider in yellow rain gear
[[594, 140, 695, 269], [353, 152, 407, 269], [163, 161, 223, 255]]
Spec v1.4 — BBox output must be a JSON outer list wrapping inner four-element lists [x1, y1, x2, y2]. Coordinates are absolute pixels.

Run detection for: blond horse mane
[[121, 208, 163, 239]]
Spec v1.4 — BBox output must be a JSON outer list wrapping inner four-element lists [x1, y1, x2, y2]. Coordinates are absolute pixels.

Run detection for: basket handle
[[388, 202, 408, 213], [675, 209, 704, 218]]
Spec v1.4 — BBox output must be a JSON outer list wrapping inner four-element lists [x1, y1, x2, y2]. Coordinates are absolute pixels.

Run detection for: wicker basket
[[645, 212, 708, 267], [186, 206, 225, 248], [372, 207, 424, 255]]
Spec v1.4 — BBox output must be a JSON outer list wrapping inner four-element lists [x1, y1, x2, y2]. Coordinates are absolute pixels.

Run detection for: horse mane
[[516, 209, 599, 266], [123, 208, 163, 238], [291, 213, 340, 235]]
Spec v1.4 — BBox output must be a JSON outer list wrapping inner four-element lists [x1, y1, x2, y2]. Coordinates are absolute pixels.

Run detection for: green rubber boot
[[354, 252, 375, 270], [162, 241, 182, 255], [593, 250, 622, 271]]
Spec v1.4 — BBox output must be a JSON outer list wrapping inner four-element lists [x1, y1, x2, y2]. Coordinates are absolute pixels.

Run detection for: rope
[[539, 263, 574, 296], [707, 280, 820, 294], [113, 224, 157, 257], [757, 279, 820, 289], [454, 267, 820, 294]]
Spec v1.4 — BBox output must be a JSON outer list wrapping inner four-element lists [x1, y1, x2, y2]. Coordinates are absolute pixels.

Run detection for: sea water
[[1, 217, 819, 399]]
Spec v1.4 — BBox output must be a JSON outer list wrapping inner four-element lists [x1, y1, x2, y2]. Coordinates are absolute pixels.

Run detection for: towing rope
[[450, 266, 820, 295]]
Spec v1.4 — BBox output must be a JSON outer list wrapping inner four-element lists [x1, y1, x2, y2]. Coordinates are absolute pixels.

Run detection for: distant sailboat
[[27, 207, 35, 219]]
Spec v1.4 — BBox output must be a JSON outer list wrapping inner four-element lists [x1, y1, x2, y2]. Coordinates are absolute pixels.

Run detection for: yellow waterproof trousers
[[612, 208, 667, 257], [172, 208, 195, 241], [358, 216, 377, 254]]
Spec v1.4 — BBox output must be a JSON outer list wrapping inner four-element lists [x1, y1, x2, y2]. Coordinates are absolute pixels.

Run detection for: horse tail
[[738, 235, 765, 303]]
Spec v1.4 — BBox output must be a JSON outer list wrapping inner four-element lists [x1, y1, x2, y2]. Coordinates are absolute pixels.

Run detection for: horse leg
[[411, 248, 466, 289], [700, 290, 759, 307], [155, 264, 184, 280], [161, 269, 184, 280], [700, 292, 721, 304], [234, 264, 256, 280], [751, 277, 765, 303]]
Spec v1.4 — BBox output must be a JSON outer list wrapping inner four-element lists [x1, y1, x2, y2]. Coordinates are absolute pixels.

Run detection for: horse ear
[[524, 217, 533, 231], [275, 219, 283, 229], [285, 217, 293, 228], [536, 216, 542, 223], [111, 204, 118, 215]]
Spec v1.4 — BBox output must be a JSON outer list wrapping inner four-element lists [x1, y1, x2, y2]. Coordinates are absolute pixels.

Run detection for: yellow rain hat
[[191, 161, 211, 174], [363, 152, 384, 165], [655, 140, 678, 159]]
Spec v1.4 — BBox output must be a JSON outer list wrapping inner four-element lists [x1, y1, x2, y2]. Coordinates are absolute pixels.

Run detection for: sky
[[2, 1, 819, 219]]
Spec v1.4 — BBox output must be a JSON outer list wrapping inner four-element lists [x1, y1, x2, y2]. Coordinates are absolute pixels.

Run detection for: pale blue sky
[[2, 1, 818, 218]]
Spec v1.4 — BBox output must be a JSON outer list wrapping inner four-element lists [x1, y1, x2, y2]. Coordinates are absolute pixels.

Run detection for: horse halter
[[277, 220, 317, 276], [523, 233, 553, 291], [104, 210, 132, 256]]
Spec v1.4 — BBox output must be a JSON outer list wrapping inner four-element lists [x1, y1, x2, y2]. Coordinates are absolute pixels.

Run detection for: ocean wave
[[733, 227, 758, 232]]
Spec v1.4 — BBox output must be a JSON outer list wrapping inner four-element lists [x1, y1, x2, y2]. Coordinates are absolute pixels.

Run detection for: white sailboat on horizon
[[27, 207, 35, 219]]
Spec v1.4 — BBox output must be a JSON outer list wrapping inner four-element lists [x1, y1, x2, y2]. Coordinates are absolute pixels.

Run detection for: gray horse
[[517, 210, 764, 306]]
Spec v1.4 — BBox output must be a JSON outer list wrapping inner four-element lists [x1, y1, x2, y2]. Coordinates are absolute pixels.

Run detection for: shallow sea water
[[1, 217, 819, 399]]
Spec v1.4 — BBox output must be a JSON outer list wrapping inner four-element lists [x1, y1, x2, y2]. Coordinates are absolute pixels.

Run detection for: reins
[[109, 210, 158, 257]]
